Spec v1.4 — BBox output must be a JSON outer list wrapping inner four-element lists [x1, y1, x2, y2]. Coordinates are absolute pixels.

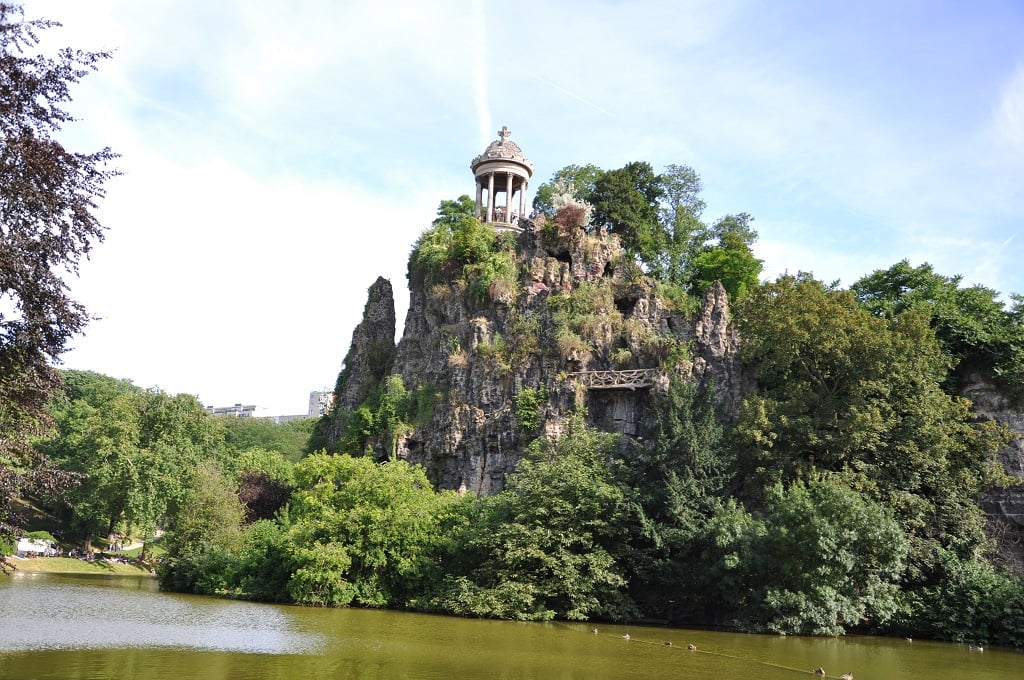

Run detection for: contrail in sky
[[532, 74, 615, 117], [470, 0, 491, 146]]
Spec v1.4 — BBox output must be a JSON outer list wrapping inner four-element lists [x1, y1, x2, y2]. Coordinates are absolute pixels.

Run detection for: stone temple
[[470, 125, 534, 231]]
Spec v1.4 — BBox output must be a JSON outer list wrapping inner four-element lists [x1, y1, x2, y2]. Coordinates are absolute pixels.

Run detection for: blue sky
[[22, 0, 1024, 415]]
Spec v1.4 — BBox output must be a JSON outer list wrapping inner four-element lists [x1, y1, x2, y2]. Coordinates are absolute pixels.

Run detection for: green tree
[[334, 374, 420, 459], [230, 519, 294, 602], [375, 375, 412, 459], [409, 195, 481, 286], [437, 415, 634, 621], [621, 378, 728, 621], [218, 416, 315, 462], [286, 453, 458, 607], [658, 164, 706, 225], [406, 194, 518, 308], [38, 372, 143, 544], [689, 213, 762, 300], [589, 161, 664, 268], [39, 371, 220, 548], [0, 2, 118, 549], [531, 164, 602, 216], [852, 259, 1024, 399], [733, 274, 1012, 568], [709, 212, 758, 247], [653, 164, 709, 286], [158, 460, 246, 595], [1005, 295, 1024, 397], [530, 160, 760, 299], [708, 477, 908, 635], [897, 548, 1024, 647]]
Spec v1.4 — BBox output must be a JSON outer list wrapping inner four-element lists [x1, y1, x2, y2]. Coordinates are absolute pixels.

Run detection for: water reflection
[[0, 573, 1021, 680], [0, 573, 325, 654]]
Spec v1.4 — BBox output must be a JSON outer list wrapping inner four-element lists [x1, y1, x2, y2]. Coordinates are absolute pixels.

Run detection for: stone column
[[505, 173, 513, 223], [475, 180, 483, 219], [486, 173, 495, 222], [519, 179, 528, 219]]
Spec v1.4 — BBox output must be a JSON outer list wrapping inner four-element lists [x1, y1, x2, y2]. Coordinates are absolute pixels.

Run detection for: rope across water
[[558, 622, 853, 679]]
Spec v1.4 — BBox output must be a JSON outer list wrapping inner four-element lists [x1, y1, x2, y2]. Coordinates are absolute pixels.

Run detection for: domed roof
[[471, 126, 534, 176]]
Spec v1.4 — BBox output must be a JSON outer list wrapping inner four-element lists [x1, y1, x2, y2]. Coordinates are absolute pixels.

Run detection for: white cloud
[[992, 63, 1024, 156], [65, 145, 434, 414]]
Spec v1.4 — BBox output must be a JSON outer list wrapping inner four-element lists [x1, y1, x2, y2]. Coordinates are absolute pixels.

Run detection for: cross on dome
[[498, 125, 511, 143]]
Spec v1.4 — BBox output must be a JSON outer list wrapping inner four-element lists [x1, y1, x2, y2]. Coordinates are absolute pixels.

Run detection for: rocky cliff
[[961, 374, 1024, 576], [321, 219, 743, 494], [314, 277, 396, 448], [319, 216, 1024, 574]]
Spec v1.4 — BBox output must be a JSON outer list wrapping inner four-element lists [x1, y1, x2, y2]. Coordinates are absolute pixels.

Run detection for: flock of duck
[[586, 626, 991, 679], [591, 627, 860, 679]]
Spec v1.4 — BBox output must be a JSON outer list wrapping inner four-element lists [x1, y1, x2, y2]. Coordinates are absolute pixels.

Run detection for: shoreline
[[3, 556, 156, 577]]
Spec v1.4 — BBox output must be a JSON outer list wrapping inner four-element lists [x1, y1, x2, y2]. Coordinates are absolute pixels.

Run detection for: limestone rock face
[[324, 222, 743, 495], [691, 281, 745, 419], [316, 277, 396, 446], [337, 276, 397, 412], [961, 374, 1024, 575]]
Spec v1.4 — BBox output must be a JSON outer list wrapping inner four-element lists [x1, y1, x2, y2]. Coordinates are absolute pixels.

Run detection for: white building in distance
[[205, 390, 334, 421]]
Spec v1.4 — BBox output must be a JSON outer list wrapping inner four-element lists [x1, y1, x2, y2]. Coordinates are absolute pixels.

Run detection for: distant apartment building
[[309, 390, 334, 417], [205, 403, 257, 418], [205, 390, 334, 421]]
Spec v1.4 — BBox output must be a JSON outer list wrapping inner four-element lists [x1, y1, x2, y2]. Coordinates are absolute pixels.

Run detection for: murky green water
[[1, 572, 1021, 679]]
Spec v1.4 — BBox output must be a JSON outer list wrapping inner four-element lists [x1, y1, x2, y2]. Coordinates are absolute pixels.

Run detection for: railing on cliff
[[569, 369, 661, 391]]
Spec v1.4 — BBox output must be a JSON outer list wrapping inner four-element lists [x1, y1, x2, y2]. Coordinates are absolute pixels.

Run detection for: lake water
[[1, 572, 1021, 679]]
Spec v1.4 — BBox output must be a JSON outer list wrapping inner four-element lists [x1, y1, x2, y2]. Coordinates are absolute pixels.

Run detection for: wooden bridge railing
[[569, 369, 660, 391]]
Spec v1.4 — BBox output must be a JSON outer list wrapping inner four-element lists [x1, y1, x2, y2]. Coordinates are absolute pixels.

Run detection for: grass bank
[[5, 557, 155, 576]]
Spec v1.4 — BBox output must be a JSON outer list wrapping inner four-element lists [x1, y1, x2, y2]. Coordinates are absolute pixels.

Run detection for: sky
[[17, 0, 1024, 416]]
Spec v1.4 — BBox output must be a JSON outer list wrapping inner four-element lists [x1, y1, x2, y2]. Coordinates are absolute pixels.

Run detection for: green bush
[[610, 347, 633, 368], [513, 386, 549, 433], [474, 332, 509, 370], [555, 326, 590, 362], [339, 375, 419, 459], [409, 196, 477, 285], [464, 250, 516, 303], [507, 309, 542, 357], [233, 520, 293, 602], [707, 478, 908, 636], [430, 416, 634, 622], [411, 196, 518, 296], [288, 541, 357, 607], [285, 454, 458, 608], [158, 545, 239, 596], [654, 279, 699, 314], [427, 575, 553, 620], [896, 551, 1024, 647]]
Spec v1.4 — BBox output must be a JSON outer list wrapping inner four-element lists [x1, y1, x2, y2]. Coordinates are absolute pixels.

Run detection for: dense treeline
[[24, 163, 1024, 648], [149, 359, 1022, 645], [31, 370, 310, 553]]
